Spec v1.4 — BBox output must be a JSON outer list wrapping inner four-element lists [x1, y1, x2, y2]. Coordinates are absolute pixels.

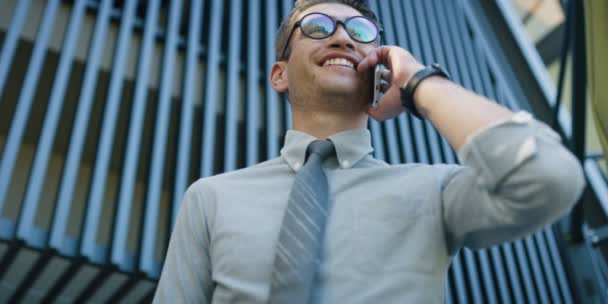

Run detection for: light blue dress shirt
[[154, 112, 585, 303]]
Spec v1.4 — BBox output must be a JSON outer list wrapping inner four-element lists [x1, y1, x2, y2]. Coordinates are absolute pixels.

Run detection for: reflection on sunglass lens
[[346, 17, 377, 42], [301, 14, 334, 38]]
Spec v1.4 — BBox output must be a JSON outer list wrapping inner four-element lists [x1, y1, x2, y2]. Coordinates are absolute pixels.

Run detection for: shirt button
[[293, 162, 301, 171], [341, 160, 350, 168]]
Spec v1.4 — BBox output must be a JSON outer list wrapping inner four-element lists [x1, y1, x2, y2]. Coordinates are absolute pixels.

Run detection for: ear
[[270, 61, 289, 93]]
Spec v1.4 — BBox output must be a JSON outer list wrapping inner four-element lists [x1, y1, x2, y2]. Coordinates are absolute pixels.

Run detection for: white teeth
[[323, 57, 354, 68]]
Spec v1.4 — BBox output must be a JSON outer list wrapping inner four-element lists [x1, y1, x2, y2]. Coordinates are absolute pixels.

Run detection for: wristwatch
[[400, 63, 451, 119]]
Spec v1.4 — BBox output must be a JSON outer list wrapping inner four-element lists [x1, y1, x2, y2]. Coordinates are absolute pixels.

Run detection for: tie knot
[[306, 140, 335, 162]]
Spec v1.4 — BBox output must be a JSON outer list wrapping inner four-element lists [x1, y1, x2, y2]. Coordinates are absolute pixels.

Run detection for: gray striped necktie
[[269, 140, 336, 304]]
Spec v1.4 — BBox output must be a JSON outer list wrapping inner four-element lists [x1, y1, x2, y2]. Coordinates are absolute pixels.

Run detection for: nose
[[327, 24, 355, 50]]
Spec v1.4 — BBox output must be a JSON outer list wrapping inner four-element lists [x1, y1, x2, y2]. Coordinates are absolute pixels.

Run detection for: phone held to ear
[[371, 64, 387, 108]]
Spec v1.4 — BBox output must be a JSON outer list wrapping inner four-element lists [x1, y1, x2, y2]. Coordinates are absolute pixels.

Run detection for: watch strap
[[400, 63, 450, 119]]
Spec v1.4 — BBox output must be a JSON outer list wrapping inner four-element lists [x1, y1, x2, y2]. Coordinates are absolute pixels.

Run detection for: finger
[[374, 46, 396, 69], [367, 87, 403, 121], [380, 69, 392, 83], [370, 47, 407, 87], [380, 80, 390, 93], [367, 102, 394, 121], [366, 105, 386, 121]]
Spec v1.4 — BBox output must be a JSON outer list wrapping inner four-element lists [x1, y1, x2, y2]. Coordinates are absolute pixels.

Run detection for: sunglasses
[[280, 12, 382, 60]]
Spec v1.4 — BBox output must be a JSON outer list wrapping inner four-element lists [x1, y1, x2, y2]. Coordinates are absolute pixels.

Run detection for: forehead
[[297, 3, 363, 20]]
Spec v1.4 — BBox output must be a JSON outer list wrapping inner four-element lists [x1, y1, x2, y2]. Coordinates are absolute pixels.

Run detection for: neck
[[291, 107, 368, 139]]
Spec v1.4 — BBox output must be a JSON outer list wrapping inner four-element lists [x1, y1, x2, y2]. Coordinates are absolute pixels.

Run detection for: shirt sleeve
[[441, 111, 586, 255], [153, 182, 214, 303]]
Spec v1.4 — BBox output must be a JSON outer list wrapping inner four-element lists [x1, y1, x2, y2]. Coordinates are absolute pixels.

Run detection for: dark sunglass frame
[[280, 12, 383, 60]]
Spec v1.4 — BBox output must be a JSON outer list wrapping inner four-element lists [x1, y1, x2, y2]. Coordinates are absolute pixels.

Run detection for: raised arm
[[357, 45, 513, 151], [358, 45, 585, 253]]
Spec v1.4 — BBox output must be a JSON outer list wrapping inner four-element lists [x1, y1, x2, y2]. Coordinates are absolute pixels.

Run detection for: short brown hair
[[275, 0, 379, 61]]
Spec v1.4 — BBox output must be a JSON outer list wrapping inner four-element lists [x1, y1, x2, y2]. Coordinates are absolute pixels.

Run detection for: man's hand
[[358, 45, 514, 151], [357, 46, 425, 121]]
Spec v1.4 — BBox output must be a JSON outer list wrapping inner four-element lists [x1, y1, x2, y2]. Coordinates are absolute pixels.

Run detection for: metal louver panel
[[0, 0, 576, 302], [0, 0, 60, 240]]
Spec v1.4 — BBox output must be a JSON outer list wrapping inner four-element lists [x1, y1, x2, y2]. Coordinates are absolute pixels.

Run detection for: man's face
[[283, 3, 377, 112]]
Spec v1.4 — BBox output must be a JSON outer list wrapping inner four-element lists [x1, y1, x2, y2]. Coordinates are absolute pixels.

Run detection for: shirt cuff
[[456, 111, 562, 191]]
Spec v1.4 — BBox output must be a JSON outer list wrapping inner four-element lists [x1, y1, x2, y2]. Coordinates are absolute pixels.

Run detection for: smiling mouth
[[322, 57, 355, 69]]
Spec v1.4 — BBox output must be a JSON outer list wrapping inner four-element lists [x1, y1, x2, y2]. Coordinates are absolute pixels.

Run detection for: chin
[[318, 79, 360, 94], [319, 90, 369, 112]]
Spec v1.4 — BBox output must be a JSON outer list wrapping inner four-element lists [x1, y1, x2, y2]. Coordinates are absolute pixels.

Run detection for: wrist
[[399, 64, 451, 119], [401, 64, 426, 84], [413, 76, 451, 118]]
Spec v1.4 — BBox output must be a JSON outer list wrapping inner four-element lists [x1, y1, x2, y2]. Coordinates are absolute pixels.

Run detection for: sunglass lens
[[346, 17, 377, 43], [301, 14, 334, 39]]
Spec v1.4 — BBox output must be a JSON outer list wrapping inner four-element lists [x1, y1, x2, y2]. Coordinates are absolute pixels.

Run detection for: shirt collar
[[280, 128, 374, 171]]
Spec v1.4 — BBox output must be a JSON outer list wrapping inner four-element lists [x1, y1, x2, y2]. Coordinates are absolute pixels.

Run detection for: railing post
[[568, 0, 587, 242]]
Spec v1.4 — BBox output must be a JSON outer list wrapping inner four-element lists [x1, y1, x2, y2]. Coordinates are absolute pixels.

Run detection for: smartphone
[[371, 65, 386, 108]]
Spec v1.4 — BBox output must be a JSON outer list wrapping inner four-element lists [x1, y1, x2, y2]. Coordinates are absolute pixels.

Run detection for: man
[[154, 0, 585, 303]]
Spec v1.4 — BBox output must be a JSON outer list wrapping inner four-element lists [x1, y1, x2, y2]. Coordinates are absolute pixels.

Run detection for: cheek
[[288, 57, 315, 81], [359, 44, 377, 58]]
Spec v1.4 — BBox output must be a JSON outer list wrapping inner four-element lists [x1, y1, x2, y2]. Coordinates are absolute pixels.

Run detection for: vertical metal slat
[[0, 0, 59, 239], [281, 0, 293, 131], [200, 0, 224, 177], [223, 0, 243, 172], [462, 249, 485, 303], [409, 1, 447, 166], [445, 273, 454, 304], [367, 3, 386, 162], [388, 0, 417, 164], [375, 0, 402, 165], [544, 227, 574, 302], [514, 239, 539, 302], [140, 0, 184, 278], [172, 0, 204, 227], [111, 0, 161, 272], [16, 0, 87, 249], [0, 0, 31, 100], [524, 236, 551, 303], [245, 0, 261, 167], [264, 0, 280, 159], [47, 0, 112, 256], [368, 121, 385, 161], [459, 0, 527, 114], [500, 244, 526, 303], [80, 0, 138, 264], [449, 254, 469, 303], [400, 0, 434, 164], [420, 0, 456, 165], [490, 246, 513, 303]]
